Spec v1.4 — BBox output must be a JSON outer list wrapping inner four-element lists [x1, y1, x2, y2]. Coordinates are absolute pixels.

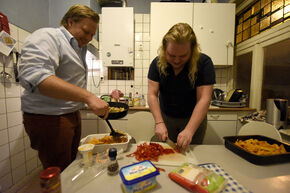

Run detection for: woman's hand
[[155, 122, 168, 141]]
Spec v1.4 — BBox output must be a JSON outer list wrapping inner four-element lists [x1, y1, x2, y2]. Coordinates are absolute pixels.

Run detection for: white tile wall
[[10, 151, 25, 169], [7, 111, 23, 128], [6, 97, 21, 112], [26, 157, 37, 174], [0, 99, 6, 114], [8, 125, 24, 142], [0, 173, 13, 192], [0, 23, 40, 192], [25, 147, 37, 161], [0, 144, 9, 162], [9, 138, 24, 156], [0, 114, 7, 130], [12, 164, 26, 184], [0, 83, 5, 98], [0, 159, 11, 178], [0, 129, 8, 146]]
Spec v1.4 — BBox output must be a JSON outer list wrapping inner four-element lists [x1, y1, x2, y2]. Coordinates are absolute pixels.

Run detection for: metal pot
[[266, 98, 288, 130]]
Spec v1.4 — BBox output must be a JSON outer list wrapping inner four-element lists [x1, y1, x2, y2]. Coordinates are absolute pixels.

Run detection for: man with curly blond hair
[[148, 23, 215, 151]]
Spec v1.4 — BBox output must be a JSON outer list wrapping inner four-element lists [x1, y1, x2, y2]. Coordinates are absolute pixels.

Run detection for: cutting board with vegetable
[[128, 141, 197, 166]]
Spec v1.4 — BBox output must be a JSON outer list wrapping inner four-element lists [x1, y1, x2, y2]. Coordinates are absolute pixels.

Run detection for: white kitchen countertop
[[61, 144, 290, 193]]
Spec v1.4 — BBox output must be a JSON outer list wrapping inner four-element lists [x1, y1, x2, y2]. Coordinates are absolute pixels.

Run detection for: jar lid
[[40, 167, 60, 179], [109, 148, 117, 157]]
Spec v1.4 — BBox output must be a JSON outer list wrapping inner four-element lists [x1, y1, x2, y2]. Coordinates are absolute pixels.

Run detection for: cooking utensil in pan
[[105, 119, 125, 137], [99, 102, 129, 137]]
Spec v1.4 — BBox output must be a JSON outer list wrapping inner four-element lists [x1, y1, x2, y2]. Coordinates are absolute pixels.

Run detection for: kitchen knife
[[166, 138, 176, 149]]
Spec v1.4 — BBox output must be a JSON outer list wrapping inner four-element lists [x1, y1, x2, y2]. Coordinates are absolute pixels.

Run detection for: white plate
[[80, 133, 131, 154], [279, 129, 290, 136]]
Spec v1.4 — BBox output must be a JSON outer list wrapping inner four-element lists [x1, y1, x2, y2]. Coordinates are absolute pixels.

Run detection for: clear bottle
[[134, 92, 140, 106], [140, 94, 146, 106], [107, 148, 119, 176], [128, 92, 133, 107]]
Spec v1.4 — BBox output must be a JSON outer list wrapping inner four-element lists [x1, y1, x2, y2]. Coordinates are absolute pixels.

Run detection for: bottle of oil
[[133, 92, 140, 106]]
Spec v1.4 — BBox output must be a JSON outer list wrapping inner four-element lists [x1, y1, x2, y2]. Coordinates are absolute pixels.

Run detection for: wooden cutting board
[[130, 142, 198, 166]]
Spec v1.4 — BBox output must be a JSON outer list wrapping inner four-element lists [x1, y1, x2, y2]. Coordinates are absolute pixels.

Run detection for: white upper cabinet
[[150, 3, 193, 61], [193, 3, 235, 66], [150, 2, 235, 66]]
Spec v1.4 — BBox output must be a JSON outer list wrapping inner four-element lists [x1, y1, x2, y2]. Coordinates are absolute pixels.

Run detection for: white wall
[[0, 24, 41, 192]]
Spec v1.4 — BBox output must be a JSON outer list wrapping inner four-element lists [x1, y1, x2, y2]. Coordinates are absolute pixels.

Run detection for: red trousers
[[23, 111, 81, 171]]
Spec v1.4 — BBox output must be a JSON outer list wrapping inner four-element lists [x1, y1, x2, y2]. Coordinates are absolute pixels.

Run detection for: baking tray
[[80, 133, 132, 154], [223, 135, 290, 165]]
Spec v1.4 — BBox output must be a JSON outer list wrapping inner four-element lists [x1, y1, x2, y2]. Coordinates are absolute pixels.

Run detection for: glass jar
[[40, 167, 62, 193], [107, 148, 119, 176]]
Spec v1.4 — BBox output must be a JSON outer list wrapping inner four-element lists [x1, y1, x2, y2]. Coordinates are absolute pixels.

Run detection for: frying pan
[[99, 102, 129, 120], [99, 102, 129, 137]]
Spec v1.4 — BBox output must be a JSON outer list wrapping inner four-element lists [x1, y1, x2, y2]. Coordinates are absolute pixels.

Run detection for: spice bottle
[[140, 94, 146, 106], [107, 148, 119, 176], [40, 167, 62, 193], [128, 92, 133, 107]]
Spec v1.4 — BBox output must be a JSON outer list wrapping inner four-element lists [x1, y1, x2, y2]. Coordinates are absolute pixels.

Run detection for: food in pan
[[234, 138, 287, 155], [87, 134, 128, 145], [109, 107, 125, 113], [126, 142, 178, 162]]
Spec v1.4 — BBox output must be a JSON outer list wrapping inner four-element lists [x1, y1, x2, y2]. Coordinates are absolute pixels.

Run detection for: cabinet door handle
[[210, 115, 220, 120]]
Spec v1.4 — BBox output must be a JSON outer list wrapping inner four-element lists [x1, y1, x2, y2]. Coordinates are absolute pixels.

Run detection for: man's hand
[[155, 122, 168, 141], [177, 129, 194, 151], [86, 94, 109, 119]]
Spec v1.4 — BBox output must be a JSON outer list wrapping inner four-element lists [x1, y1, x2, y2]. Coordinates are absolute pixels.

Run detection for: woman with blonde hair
[[148, 23, 215, 151]]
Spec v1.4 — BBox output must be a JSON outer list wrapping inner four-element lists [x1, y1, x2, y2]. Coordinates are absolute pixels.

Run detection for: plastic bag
[[168, 163, 227, 193]]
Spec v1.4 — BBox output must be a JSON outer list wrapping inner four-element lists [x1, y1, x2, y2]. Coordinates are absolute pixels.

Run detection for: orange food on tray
[[126, 142, 178, 162], [87, 135, 127, 145], [234, 139, 287, 156]]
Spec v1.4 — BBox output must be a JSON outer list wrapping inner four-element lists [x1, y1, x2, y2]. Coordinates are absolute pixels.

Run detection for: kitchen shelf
[[107, 67, 134, 80]]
